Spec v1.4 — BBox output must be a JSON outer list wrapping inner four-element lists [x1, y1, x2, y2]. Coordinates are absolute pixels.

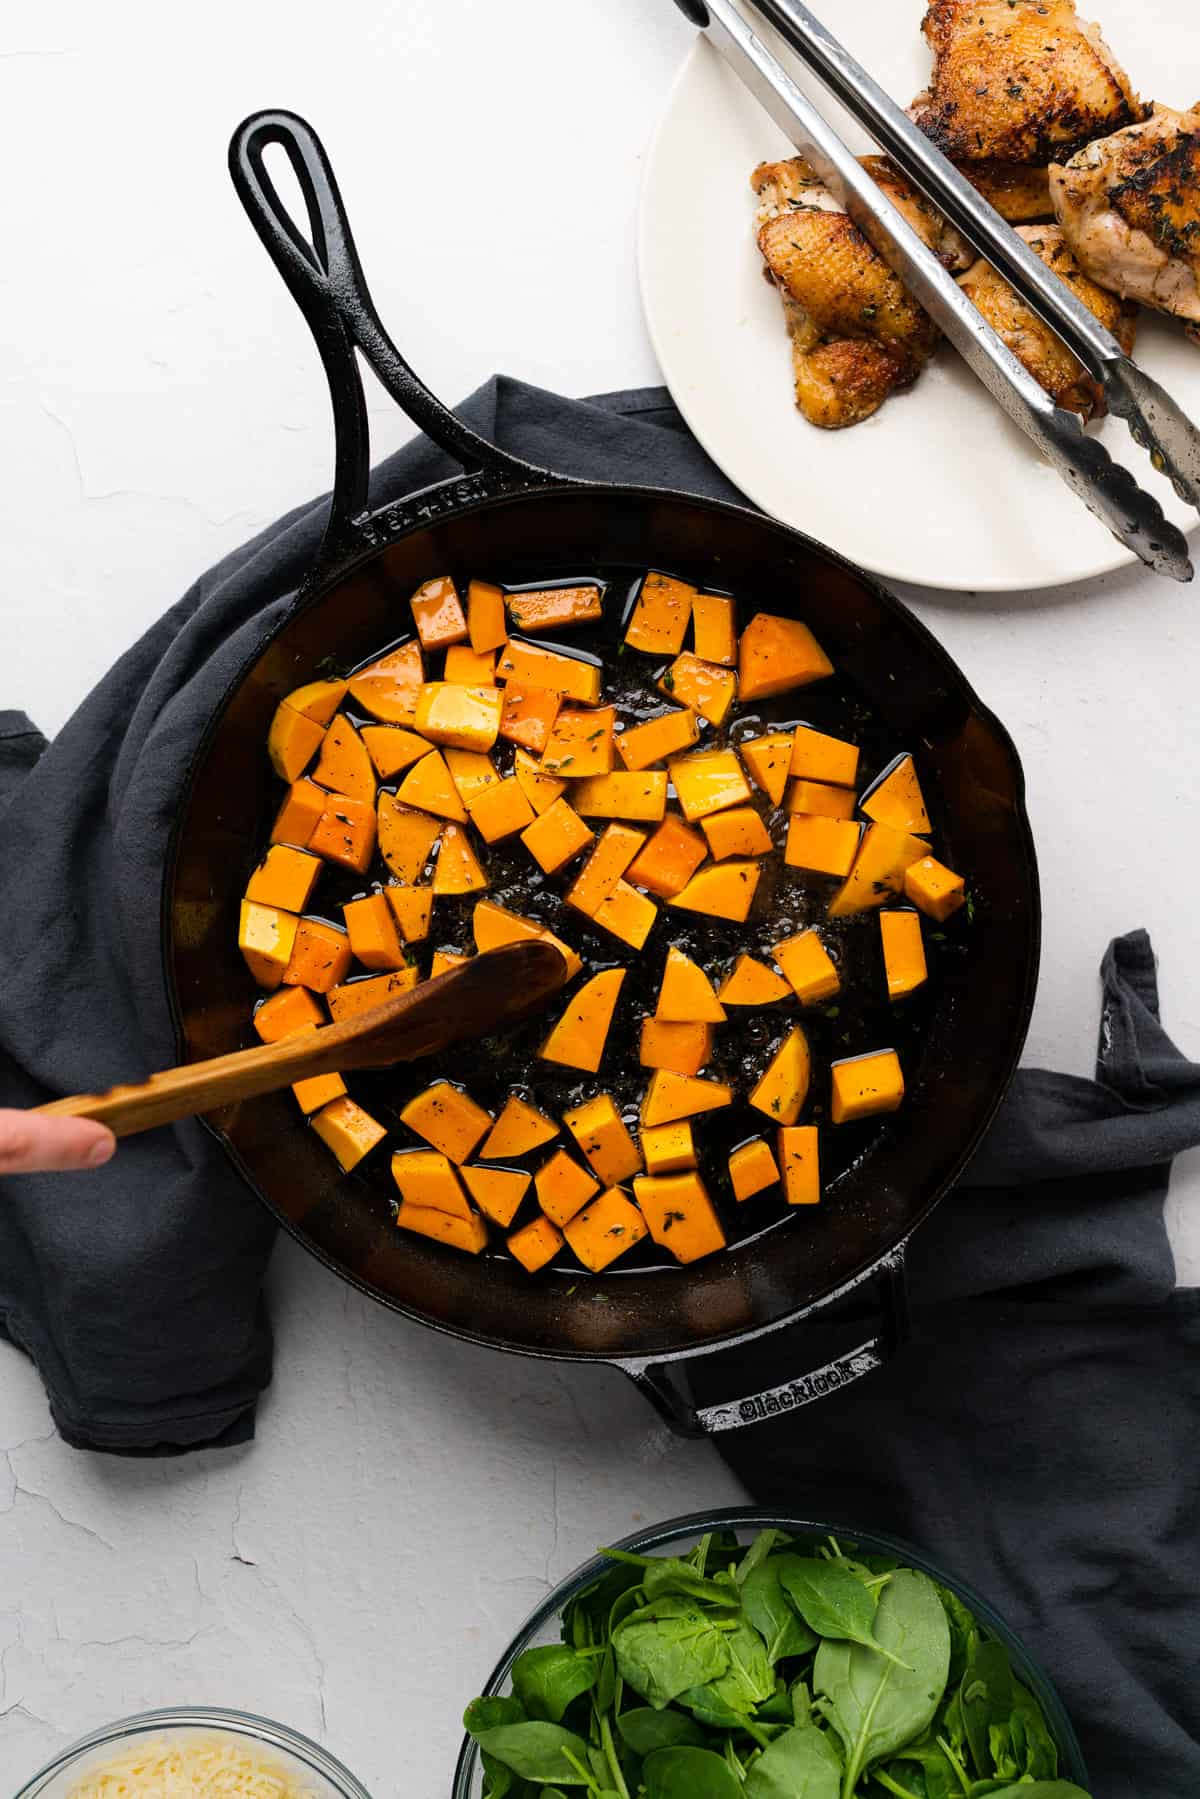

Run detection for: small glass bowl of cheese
[[15, 1707, 372, 1797]]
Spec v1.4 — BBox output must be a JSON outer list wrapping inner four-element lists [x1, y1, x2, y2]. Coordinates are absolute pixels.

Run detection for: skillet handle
[[228, 110, 553, 563], [616, 1245, 910, 1438]]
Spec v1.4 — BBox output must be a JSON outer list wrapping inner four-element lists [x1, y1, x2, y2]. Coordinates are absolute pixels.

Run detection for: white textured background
[[1, 1, 1197, 1792]]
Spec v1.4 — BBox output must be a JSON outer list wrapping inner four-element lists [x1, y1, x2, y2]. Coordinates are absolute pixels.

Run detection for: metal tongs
[[670, 0, 1200, 582]]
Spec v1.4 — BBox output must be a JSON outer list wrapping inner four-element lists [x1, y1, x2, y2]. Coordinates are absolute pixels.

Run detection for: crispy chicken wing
[[912, 0, 1144, 166], [1050, 104, 1200, 339], [958, 224, 1138, 418]]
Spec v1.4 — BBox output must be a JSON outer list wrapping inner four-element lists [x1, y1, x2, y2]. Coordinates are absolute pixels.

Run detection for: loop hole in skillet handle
[[228, 110, 553, 563], [618, 1244, 911, 1437]]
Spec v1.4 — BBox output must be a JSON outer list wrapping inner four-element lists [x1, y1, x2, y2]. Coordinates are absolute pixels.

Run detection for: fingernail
[[88, 1138, 115, 1167]]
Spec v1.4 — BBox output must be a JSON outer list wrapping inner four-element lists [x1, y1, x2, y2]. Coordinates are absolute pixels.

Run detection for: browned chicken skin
[[956, 158, 1054, 220]]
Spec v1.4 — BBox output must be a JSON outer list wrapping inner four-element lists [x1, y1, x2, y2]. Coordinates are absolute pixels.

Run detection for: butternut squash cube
[[312, 715, 376, 803], [377, 795, 442, 882], [395, 750, 469, 823], [400, 1080, 492, 1163], [749, 1026, 812, 1126], [880, 909, 928, 999], [564, 1187, 649, 1272], [361, 725, 432, 780], [432, 822, 488, 896], [540, 967, 626, 1072], [542, 707, 616, 778], [499, 681, 561, 754], [572, 771, 668, 823], [429, 949, 471, 978], [468, 778, 536, 844], [656, 945, 726, 1024], [520, 797, 593, 874], [496, 639, 602, 706], [245, 845, 321, 914], [566, 824, 647, 916], [641, 1121, 697, 1176], [625, 571, 695, 656], [639, 1019, 713, 1077], [773, 931, 840, 1006], [414, 683, 502, 754], [633, 1171, 726, 1264], [670, 749, 751, 822], [739, 612, 833, 700], [729, 1137, 780, 1202], [641, 1069, 732, 1128], [410, 574, 468, 651], [461, 1163, 531, 1228], [861, 753, 930, 833], [327, 968, 418, 1021], [740, 732, 793, 807], [777, 1125, 820, 1205], [828, 823, 927, 918], [293, 1072, 347, 1115], [670, 860, 761, 923], [480, 1094, 559, 1160], [283, 917, 353, 993], [283, 677, 347, 725], [831, 1049, 904, 1124], [311, 1095, 386, 1171], [468, 579, 508, 655], [445, 749, 500, 808], [309, 794, 377, 873], [239, 900, 299, 989], [659, 653, 737, 727], [472, 899, 582, 982], [508, 1213, 563, 1273], [625, 815, 707, 899], [267, 703, 324, 783], [513, 748, 566, 815], [254, 985, 325, 1043], [391, 1147, 472, 1216], [691, 591, 736, 666], [790, 724, 859, 787], [592, 880, 658, 951], [535, 1149, 600, 1227], [270, 776, 326, 849], [718, 954, 789, 1007], [701, 806, 773, 860], [564, 1094, 643, 1186], [904, 855, 966, 922], [396, 1202, 488, 1255], [616, 708, 698, 772], [344, 892, 407, 971], [507, 584, 603, 634], [386, 884, 434, 944], [443, 644, 496, 685], [785, 814, 861, 879], [788, 780, 856, 820], [347, 640, 424, 726]]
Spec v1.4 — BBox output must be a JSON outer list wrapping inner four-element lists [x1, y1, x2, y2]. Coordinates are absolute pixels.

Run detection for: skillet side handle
[[618, 1246, 911, 1437]]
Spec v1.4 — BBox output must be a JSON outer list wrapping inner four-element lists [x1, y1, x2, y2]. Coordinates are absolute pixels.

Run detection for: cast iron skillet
[[165, 110, 1039, 1436]]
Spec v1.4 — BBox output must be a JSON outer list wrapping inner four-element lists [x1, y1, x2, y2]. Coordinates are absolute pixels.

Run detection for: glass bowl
[[452, 1506, 1090, 1796], [15, 1707, 373, 1798]]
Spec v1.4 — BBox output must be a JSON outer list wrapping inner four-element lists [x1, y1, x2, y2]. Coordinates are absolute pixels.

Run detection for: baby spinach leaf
[[466, 1695, 527, 1733], [742, 1723, 841, 1799], [735, 1529, 781, 1587], [778, 1556, 911, 1669], [512, 1645, 598, 1724], [613, 1595, 732, 1709], [641, 1745, 744, 1798], [480, 1748, 515, 1799], [676, 1684, 754, 1731], [741, 1560, 818, 1663], [756, 1678, 794, 1724], [469, 1720, 593, 1785], [643, 1557, 742, 1609], [617, 1706, 707, 1755], [886, 1736, 961, 1799], [1004, 1679, 1061, 1780], [979, 1785, 1091, 1798], [960, 1636, 1014, 1775], [931, 1582, 977, 1686], [707, 1622, 777, 1712]]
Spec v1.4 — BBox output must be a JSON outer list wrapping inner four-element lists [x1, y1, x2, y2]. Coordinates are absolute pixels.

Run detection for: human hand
[[0, 1109, 116, 1174]]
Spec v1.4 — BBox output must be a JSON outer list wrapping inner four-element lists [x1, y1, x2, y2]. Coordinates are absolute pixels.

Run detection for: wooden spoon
[[37, 941, 569, 1139]]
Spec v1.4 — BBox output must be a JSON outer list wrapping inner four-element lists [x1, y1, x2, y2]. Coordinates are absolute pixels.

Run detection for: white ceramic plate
[[639, 4, 1199, 592]]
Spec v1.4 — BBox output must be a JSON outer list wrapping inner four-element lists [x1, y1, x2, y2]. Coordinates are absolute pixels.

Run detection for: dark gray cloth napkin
[[1, 379, 1197, 1792]]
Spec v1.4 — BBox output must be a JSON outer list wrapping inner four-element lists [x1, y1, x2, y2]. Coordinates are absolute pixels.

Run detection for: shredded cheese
[[66, 1731, 326, 1797]]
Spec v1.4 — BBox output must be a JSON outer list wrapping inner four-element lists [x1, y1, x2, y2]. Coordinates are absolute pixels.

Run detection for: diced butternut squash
[[634, 1171, 726, 1264], [472, 899, 582, 983], [701, 806, 773, 860], [564, 1094, 643, 1186], [347, 640, 424, 726], [496, 639, 602, 706], [542, 707, 615, 778], [566, 825, 647, 916], [692, 592, 736, 666], [777, 1126, 820, 1205], [461, 1163, 531, 1228], [773, 931, 840, 1005], [540, 967, 625, 1072], [641, 1121, 697, 1175], [641, 1069, 732, 1127], [788, 780, 856, 820], [429, 949, 471, 978], [827, 823, 926, 917], [513, 748, 566, 815], [670, 749, 751, 822], [656, 945, 726, 1024], [520, 797, 593, 874], [395, 750, 469, 823], [270, 776, 326, 849], [592, 880, 658, 951], [718, 954, 789, 1007], [791, 724, 859, 787], [293, 1071, 347, 1115], [245, 845, 321, 914], [904, 855, 966, 922], [740, 732, 793, 807], [670, 860, 761, 923], [327, 968, 418, 1021], [312, 715, 376, 803], [624, 571, 695, 656], [254, 985, 325, 1043], [564, 1187, 649, 1272], [391, 1148, 472, 1216], [480, 1095, 559, 1160], [361, 725, 432, 780], [830, 1049, 904, 1124], [572, 772, 668, 823], [445, 748, 500, 808], [749, 1026, 811, 1126], [507, 584, 603, 633], [639, 1019, 713, 1077], [468, 579, 508, 655], [739, 612, 833, 701], [414, 683, 502, 753], [535, 1149, 600, 1227], [239, 900, 299, 989], [468, 778, 536, 844], [443, 644, 496, 685], [400, 1080, 492, 1162], [508, 1213, 563, 1273], [309, 794, 377, 873], [283, 678, 346, 725], [880, 909, 928, 998], [785, 814, 861, 879], [376, 795, 441, 883], [861, 753, 930, 833], [659, 653, 737, 726], [267, 704, 324, 783], [311, 1095, 386, 1171], [433, 822, 488, 896], [499, 681, 562, 754], [729, 1137, 780, 1202], [344, 893, 407, 970], [625, 815, 707, 899], [283, 917, 354, 993], [396, 1203, 488, 1255], [386, 884, 434, 944], [616, 708, 699, 773], [410, 575, 468, 651]]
